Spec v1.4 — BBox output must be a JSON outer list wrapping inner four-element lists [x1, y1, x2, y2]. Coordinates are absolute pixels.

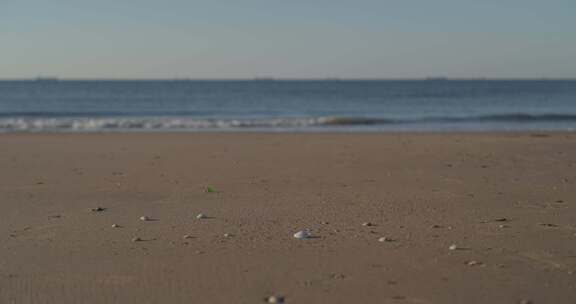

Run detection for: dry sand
[[1, 132, 576, 303]]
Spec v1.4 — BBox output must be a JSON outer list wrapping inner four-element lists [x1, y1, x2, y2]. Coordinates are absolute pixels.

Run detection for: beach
[[1, 132, 576, 303]]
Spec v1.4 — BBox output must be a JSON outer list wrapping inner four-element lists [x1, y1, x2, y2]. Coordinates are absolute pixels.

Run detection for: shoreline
[[0, 129, 574, 135]]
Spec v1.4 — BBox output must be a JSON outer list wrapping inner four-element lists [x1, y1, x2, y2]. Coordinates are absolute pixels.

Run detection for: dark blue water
[[0, 80, 575, 132]]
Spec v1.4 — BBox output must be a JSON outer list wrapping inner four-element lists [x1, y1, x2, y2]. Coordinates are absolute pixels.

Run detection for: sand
[[1, 132, 575, 303]]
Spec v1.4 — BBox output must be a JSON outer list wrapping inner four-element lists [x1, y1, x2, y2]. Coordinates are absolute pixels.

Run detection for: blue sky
[[1, 0, 575, 78]]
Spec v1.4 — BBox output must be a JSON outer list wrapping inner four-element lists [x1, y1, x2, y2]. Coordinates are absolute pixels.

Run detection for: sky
[[1, 0, 575, 79]]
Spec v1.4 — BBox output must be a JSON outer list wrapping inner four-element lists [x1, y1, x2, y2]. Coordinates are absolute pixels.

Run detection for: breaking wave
[[0, 113, 575, 132]]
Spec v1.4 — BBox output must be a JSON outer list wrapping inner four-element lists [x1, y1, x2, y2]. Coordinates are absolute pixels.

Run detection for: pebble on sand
[[140, 216, 151, 221], [132, 237, 143, 242], [111, 224, 121, 228], [465, 260, 482, 266], [539, 223, 558, 227], [378, 237, 393, 242], [449, 244, 459, 250], [91, 207, 106, 212], [183, 235, 193, 239], [293, 230, 312, 239], [196, 213, 208, 219], [265, 296, 285, 303], [223, 233, 232, 238], [362, 222, 374, 227]]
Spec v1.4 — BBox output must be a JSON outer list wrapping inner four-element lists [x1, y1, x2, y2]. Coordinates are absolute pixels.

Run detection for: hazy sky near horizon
[[1, 0, 575, 79]]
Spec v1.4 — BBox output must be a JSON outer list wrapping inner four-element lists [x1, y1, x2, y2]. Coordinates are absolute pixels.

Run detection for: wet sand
[[1, 132, 576, 303]]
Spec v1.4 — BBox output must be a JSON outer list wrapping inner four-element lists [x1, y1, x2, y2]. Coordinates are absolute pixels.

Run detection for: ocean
[[0, 79, 575, 132]]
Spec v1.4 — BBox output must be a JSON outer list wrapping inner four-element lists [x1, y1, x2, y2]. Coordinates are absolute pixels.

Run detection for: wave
[[0, 113, 575, 132], [0, 117, 332, 132], [324, 113, 576, 125], [422, 113, 576, 123]]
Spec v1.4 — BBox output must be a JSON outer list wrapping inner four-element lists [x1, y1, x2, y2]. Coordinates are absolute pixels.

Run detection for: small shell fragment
[[293, 230, 311, 239], [266, 296, 285, 303], [223, 233, 232, 238], [449, 244, 459, 250], [196, 213, 208, 219], [111, 224, 120, 228], [378, 237, 392, 242], [465, 260, 482, 266], [362, 222, 373, 227], [183, 235, 193, 239], [140, 216, 151, 221], [132, 237, 143, 242]]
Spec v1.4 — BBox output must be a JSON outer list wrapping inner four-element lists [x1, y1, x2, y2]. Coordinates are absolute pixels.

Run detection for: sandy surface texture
[[1, 133, 576, 303]]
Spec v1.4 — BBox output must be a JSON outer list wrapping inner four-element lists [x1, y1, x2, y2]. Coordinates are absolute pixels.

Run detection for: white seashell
[[140, 216, 151, 221], [111, 224, 120, 228], [449, 244, 458, 250], [266, 296, 285, 303], [196, 213, 207, 219], [378, 237, 391, 242], [293, 230, 311, 239]]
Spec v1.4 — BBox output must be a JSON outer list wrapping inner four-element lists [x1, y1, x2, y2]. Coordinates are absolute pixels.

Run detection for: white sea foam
[[1, 114, 575, 132], [0, 117, 336, 132]]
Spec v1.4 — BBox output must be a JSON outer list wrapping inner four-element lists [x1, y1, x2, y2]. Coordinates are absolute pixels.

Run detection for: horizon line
[[1, 77, 576, 81]]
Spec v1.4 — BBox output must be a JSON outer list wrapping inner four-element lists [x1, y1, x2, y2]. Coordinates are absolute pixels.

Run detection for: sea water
[[0, 79, 575, 132]]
